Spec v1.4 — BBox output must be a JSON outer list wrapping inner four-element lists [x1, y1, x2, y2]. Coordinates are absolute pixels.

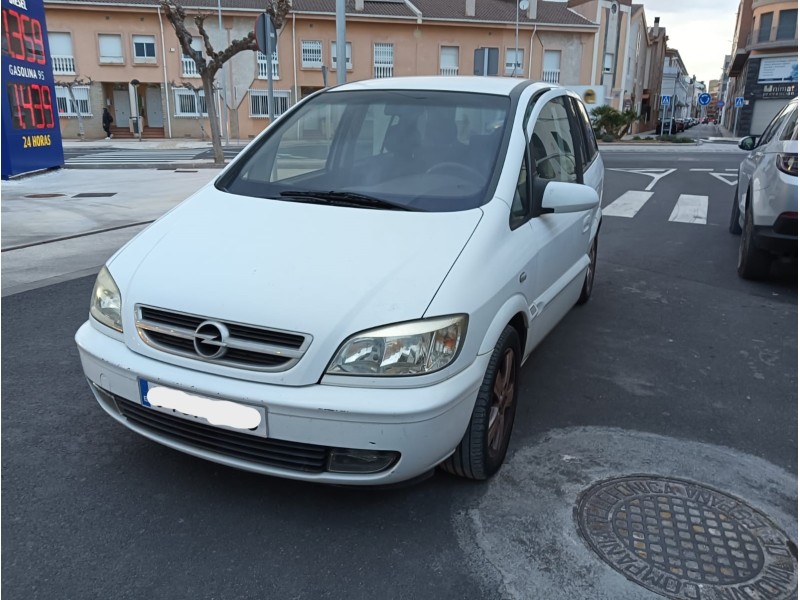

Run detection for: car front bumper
[[76, 321, 488, 485]]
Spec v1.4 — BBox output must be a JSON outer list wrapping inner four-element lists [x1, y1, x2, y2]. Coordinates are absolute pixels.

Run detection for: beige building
[[725, 0, 798, 135], [567, 0, 667, 132], [43, 0, 622, 140]]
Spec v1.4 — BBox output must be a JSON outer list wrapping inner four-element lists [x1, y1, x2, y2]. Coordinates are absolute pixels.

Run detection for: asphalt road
[[3, 151, 797, 599]]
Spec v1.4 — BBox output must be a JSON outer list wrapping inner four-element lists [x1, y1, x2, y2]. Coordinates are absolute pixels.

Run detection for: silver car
[[730, 98, 798, 279]]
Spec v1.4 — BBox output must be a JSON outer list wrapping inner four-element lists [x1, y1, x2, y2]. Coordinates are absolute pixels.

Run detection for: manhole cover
[[24, 193, 65, 198], [576, 476, 797, 599]]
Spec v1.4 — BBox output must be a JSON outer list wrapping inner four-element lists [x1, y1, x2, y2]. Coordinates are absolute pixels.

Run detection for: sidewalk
[[1, 167, 221, 296]]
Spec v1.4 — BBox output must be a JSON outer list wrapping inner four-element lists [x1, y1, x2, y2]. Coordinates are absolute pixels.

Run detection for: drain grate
[[71, 192, 117, 198], [576, 476, 797, 599], [24, 193, 65, 198]]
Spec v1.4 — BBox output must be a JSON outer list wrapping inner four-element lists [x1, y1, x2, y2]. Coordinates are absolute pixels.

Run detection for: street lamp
[[130, 79, 142, 142], [514, 0, 529, 77]]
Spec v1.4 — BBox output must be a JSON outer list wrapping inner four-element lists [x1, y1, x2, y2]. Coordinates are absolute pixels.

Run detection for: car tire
[[440, 326, 520, 481], [577, 235, 598, 305], [729, 185, 742, 235], [737, 199, 771, 280]]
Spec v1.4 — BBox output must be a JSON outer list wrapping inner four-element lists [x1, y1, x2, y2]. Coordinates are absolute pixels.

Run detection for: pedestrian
[[102, 107, 114, 139]]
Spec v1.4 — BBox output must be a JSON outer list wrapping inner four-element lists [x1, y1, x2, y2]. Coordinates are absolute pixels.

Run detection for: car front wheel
[[440, 326, 520, 480], [737, 200, 772, 280]]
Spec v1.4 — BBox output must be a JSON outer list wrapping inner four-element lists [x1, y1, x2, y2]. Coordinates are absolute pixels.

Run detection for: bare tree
[[64, 76, 92, 140], [160, 0, 291, 164]]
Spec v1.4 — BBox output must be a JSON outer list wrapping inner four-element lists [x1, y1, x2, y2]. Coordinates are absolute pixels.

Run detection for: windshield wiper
[[279, 190, 415, 211]]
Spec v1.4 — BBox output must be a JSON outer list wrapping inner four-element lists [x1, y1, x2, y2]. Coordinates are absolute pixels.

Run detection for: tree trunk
[[201, 72, 224, 164]]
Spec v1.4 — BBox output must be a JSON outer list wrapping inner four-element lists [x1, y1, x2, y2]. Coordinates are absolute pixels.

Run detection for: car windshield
[[217, 89, 510, 212]]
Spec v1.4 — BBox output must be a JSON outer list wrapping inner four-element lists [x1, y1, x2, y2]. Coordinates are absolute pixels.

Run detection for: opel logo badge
[[193, 321, 229, 359]]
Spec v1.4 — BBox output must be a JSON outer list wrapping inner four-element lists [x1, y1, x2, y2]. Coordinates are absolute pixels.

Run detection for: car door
[[524, 91, 592, 349]]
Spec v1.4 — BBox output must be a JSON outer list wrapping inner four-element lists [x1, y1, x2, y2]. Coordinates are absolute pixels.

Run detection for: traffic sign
[[698, 93, 711, 106], [661, 95, 671, 106], [735, 97, 745, 108], [717, 100, 725, 107]]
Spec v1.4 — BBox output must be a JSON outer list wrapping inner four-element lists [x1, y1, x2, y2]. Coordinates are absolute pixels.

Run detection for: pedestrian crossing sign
[[735, 97, 745, 108], [661, 95, 671, 106]]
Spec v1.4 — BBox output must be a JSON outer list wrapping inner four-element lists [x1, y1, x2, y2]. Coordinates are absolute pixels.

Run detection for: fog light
[[327, 449, 400, 474]]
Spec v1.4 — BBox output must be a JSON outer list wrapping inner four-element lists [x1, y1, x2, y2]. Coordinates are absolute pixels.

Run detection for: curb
[[63, 162, 224, 170]]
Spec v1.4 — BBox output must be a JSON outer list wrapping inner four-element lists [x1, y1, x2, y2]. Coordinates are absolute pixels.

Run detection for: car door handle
[[519, 272, 527, 283]]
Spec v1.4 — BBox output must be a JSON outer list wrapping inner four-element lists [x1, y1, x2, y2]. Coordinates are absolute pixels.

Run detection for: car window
[[530, 97, 578, 183], [758, 102, 794, 146], [510, 157, 529, 228], [573, 98, 598, 164], [218, 90, 510, 212], [780, 106, 798, 141]]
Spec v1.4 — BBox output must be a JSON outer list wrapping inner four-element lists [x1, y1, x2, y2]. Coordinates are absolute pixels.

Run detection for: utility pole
[[336, 0, 346, 84]]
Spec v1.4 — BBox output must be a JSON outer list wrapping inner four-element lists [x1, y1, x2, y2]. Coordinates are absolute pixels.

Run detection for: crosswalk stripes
[[602, 191, 654, 218], [603, 191, 713, 225], [669, 194, 708, 225], [65, 150, 202, 165]]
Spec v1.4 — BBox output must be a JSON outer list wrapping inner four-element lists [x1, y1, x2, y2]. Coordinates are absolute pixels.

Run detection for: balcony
[[52, 55, 75, 74], [747, 25, 798, 50], [542, 69, 560, 84], [181, 56, 199, 77], [439, 66, 458, 76], [257, 52, 279, 79]]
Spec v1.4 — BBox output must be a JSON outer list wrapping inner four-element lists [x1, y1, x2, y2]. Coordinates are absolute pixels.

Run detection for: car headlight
[[327, 315, 467, 376], [90, 266, 123, 332]]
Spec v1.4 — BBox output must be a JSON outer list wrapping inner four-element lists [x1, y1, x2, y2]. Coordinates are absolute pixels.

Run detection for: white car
[[730, 98, 798, 279], [76, 77, 604, 486]]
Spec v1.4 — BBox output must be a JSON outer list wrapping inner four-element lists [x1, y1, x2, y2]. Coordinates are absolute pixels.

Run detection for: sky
[[629, 0, 741, 85]]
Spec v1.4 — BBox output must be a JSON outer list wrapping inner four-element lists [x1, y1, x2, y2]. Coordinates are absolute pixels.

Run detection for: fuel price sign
[[1, 0, 64, 178]]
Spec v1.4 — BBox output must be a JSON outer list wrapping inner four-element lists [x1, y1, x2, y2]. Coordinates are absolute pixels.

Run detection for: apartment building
[[660, 48, 691, 120], [43, 0, 600, 140], [567, 0, 666, 132], [725, 0, 798, 136]]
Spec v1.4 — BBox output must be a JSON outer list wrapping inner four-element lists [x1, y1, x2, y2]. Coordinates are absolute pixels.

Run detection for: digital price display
[[1, 0, 64, 178]]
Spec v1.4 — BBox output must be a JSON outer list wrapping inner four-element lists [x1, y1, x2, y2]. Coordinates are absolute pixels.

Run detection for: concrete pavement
[[1, 167, 221, 296]]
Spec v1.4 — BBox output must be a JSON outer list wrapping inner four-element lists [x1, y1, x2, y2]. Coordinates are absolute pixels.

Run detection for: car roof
[[331, 76, 552, 97]]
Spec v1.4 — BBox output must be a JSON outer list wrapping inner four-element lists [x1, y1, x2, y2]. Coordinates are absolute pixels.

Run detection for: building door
[[112, 89, 131, 126], [145, 87, 164, 127]]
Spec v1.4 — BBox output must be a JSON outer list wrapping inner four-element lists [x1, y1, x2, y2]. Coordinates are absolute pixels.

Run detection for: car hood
[[111, 186, 482, 384]]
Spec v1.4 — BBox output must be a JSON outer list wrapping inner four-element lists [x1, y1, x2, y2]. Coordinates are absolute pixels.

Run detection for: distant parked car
[[702, 117, 709, 124], [674, 119, 686, 132], [730, 98, 798, 279], [656, 118, 678, 134]]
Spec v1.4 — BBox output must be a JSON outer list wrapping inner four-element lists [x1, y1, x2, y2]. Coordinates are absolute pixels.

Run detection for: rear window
[[217, 90, 511, 212]]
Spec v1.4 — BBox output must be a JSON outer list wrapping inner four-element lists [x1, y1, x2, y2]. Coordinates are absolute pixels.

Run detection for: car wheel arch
[[478, 295, 530, 356]]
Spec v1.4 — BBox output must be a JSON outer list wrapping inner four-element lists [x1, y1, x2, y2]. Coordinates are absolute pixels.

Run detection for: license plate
[[138, 380, 268, 438]]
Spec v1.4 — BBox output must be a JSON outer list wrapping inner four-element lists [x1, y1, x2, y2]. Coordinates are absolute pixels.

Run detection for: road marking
[[725, 168, 738, 171], [710, 173, 738, 186], [606, 168, 677, 191], [602, 191, 654, 218], [669, 194, 708, 224], [690, 168, 714, 171]]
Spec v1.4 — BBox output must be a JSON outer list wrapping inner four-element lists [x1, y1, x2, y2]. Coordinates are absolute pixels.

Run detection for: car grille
[[135, 305, 310, 372], [115, 395, 329, 473]]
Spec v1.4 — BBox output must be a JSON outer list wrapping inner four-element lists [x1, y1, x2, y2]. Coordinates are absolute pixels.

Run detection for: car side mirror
[[538, 181, 600, 215], [738, 136, 757, 151]]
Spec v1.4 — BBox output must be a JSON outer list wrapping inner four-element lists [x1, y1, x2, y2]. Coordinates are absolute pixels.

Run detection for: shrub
[[590, 106, 640, 140], [633, 136, 641, 140], [601, 133, 615, 143]]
